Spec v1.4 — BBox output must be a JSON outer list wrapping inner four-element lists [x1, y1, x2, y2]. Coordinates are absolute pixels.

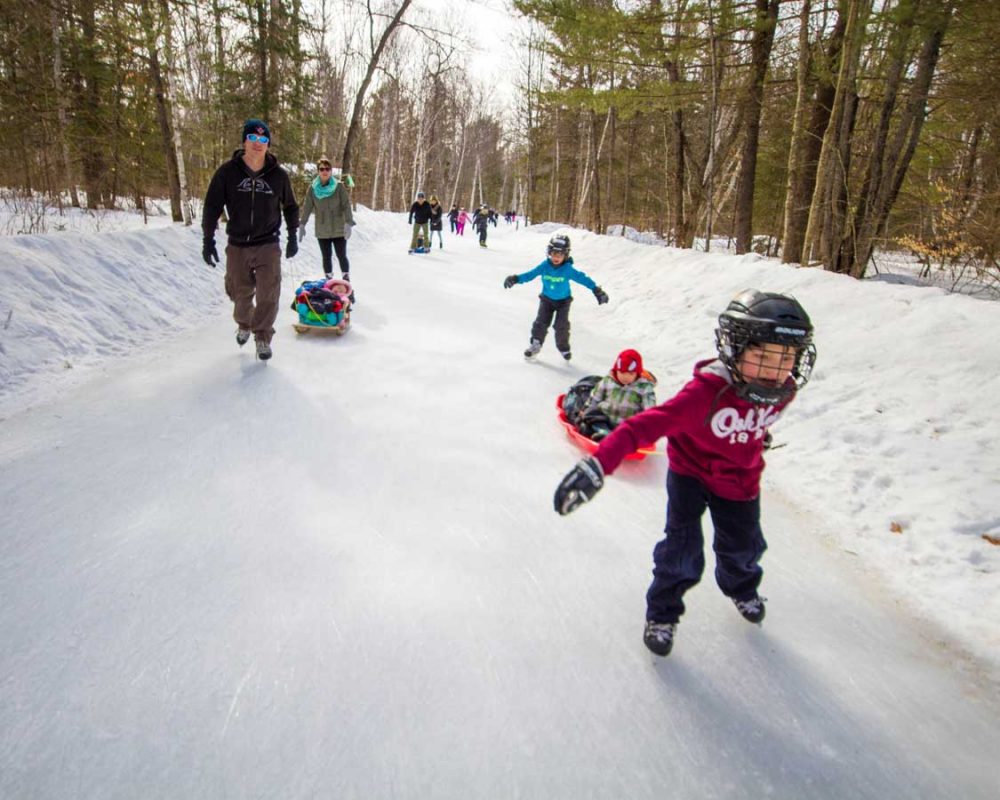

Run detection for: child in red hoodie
[[553, 290, 817, 657]]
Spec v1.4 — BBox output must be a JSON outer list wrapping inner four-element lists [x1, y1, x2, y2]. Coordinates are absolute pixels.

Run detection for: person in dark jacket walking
[[428, 195, 445, 249], [472, 205, 490, 248], [300, 157, 354, 281], [408, 191, 432, 252], [447, 204, 459, 233], [202, 118, 299, 361], [552, 290, 817, 658]]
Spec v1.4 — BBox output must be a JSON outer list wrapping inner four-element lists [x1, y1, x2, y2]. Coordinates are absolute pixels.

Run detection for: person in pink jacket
[[553, 290, 817, 657], [456, 207, 470, 236]]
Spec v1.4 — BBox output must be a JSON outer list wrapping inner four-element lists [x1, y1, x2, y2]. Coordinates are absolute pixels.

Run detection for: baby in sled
[[293, 276, 353, 331]]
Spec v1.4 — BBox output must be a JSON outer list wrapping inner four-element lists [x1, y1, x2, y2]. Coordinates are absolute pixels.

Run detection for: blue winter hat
[[242, 118, 271, 142]]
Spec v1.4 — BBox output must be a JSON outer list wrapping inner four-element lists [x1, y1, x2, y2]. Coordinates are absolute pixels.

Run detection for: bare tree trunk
[[139, 0, 182, 221], [449, 116, 467, 207], [50, 1, 80, 208], [803, 0, 871, 266], [784, 11, 847, 263], [158, 0, 192, 224], [733, 0, 780, 254], [847, 1, 954, 277], [341, 0, 413, 176], [621, 116, 635, 232], [255, 1, 269, 118], [780, 0, 812, 262], [703, 0, 723, 251]]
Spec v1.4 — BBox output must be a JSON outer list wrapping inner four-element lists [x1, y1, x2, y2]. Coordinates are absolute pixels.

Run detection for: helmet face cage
[[715, 292, 816, 405], [547, 234, 571, 257]]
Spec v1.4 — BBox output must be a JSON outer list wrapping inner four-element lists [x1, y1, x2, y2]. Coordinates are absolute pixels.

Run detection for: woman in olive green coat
[[300, 157, 355, 280]]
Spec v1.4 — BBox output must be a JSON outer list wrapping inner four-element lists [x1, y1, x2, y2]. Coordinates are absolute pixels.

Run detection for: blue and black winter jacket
[[514, 257, 597, 301]]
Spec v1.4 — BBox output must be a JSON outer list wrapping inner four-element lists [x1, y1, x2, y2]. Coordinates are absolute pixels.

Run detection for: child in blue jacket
[[503, 234, 609, 360]]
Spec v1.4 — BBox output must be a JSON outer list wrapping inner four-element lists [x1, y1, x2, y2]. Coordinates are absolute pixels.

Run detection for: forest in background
[[1, 0, 997, 286]]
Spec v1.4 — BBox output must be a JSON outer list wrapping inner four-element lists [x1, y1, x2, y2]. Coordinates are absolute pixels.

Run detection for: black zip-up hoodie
[[408, 200, 433, 224], [202, 150, 299, 247]]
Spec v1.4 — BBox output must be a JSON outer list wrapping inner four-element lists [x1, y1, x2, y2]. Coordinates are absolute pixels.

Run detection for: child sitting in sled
[[293, 276, 353, 330], [577, 349, 657, 441]]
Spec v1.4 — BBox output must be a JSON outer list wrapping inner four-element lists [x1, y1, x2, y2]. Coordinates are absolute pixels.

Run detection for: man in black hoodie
[[407, 191, 432, 253], [202, 118, 299, 361]]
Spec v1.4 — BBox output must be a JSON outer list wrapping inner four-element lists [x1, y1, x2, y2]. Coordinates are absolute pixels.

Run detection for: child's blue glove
[[593, 286, 609, 305], [554, 457, 604, 515], [504, 275, 518, 289]]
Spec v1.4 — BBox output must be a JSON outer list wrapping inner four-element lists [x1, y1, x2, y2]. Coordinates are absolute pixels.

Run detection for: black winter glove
[[554, 456, 604, 516], [504, 275, 519, 289], [593, 286, 609, 305], [285, 235, 299, 259], [202, 238, 219, 267]]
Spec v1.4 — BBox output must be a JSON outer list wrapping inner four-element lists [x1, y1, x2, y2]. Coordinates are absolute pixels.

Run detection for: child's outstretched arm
[[554, 457, 604, 515], [567, 266, 608, 304], [504, 264, 543, 289]]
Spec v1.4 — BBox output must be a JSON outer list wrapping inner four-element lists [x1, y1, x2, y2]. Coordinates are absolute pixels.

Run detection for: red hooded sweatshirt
[[593, 359, 795, 501]]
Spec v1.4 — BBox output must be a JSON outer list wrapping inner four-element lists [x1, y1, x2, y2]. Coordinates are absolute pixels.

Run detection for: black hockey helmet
[[547, 234, 571, 257], [715, 289, 817, 404]]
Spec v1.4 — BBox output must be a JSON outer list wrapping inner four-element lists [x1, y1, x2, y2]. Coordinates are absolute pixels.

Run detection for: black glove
[[554, 456, 604, 516], [593, 286, 609, 305], [285, 235, 298, 259], [504, 275, 518, 289], [202, 238, 219, 267]]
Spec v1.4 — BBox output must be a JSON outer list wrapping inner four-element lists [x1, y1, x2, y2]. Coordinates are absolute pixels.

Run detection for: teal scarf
[[312, 174, 338, 199]]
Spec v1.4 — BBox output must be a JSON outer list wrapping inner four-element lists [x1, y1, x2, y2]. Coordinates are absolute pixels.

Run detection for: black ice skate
[[644, 621, 677, 657], [732, 595, 766, 624]]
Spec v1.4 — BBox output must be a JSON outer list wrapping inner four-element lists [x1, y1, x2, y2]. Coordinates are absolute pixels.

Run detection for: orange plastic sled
[[556, 394, 657, 461]]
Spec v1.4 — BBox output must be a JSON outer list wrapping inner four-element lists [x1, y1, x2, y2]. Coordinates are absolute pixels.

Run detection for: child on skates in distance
[[503, 234, 609, 360], [472, 205, 490, 247], [553, 290, 817, 657], [579, 349, 658, 441]]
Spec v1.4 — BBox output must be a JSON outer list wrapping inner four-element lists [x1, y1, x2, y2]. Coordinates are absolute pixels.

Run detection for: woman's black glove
[[504, 275, 519, 289], [593, 286, 609, 305], [286, 235, 299, 259], [554, 457, 604, 516]]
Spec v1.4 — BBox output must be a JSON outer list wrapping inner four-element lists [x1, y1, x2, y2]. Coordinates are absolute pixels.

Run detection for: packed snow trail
[[0, 220, 996, 798]]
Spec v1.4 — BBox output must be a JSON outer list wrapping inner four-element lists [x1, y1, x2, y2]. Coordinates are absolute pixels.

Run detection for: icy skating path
[[1, 222, 996, 798]]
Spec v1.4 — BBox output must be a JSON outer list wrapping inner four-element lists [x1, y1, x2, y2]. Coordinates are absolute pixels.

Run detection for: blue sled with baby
[[291, 277, 353, 335], [408, 236, 431, 255]]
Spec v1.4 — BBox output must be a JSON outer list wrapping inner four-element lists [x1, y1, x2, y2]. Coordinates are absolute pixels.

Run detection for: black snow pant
[[530, 295, 572, 353], [318, 237, 350, 276], [646, 470, 767, 624]]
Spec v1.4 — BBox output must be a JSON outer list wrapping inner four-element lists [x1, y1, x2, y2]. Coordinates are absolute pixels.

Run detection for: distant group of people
[[406, 192, 517, 251]]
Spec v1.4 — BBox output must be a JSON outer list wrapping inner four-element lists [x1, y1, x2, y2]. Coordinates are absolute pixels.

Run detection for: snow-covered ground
[[1, 207, 997, 797]]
